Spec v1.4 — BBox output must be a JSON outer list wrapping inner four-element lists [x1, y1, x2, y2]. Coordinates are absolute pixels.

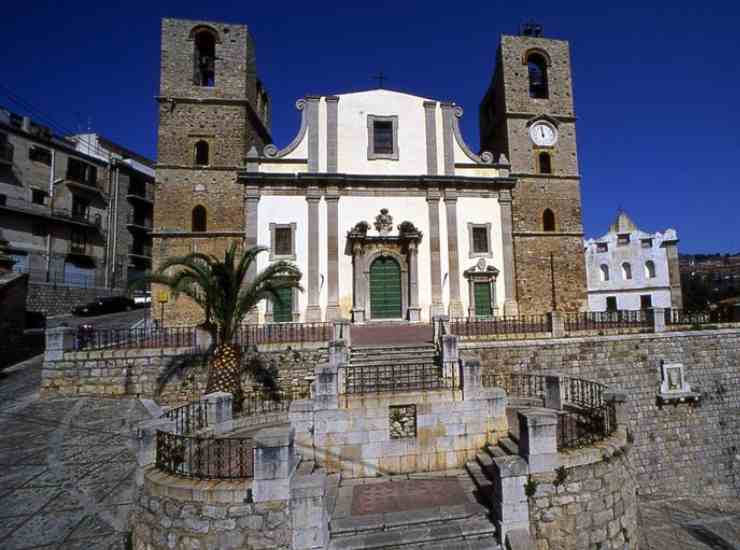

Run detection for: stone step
[[329, 513, 498, 549], [350, 348, 437, 360], [498, 437, 519, 456], [484, 444, 507, 460], [465, 461, 493, 505], [349, 356, 438, 367]]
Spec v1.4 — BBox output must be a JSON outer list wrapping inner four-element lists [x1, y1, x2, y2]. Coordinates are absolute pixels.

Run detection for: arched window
[[622, 262, 632, 280], [542, 208, 556, 232], [538, 152, 552, 174], [192, 205, 207, 232], [600, 264, 610, 282], [194, 30, 216, 87], [645, 260, 656, 279], [194, 140, 210, 166], [527, 53, 549, 99]]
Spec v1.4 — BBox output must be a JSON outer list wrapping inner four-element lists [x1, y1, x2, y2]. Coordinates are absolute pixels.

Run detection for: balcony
[[68, 241, 92, 256], [0, 142, 13, 165], [126, 212, 153, 231], [0, 196, 104, 231], [126, 185, 155, 204], [129, 244, 152, 259]]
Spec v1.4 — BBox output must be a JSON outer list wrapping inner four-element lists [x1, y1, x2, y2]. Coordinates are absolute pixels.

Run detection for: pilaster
[[427, 188, 444, 318], [305, 186, 322, 322], [325, 186, 341, 320], [444, 188, 464, 318], [423, 101, 438, 175], [498, 189, 519, 315], [244, 185, 261, 322], [326, 96, 339, 173], [306, 96, 320, 173], [407, 241, 421, 322]]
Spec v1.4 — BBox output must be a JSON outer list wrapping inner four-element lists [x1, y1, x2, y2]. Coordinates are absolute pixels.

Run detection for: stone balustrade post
[[45, 325, 76, 362], [432, 314, 450, 344], [441, 334, 459, 382], [549, 311, 565, 338], [203, 391, 233, 434], [518, 409, 559, 473], [652, 307, 666, 333], [135, 417, 175, 485], [332, 320, 351, 347], [290, 470, 329, 550], [195, 325, 213, 349], [492, 455, 530, 542], [604, 390, 629, 429], [461, 359, 482, 400], [253, 426, 297, 503], [544, 374, 563, 410]]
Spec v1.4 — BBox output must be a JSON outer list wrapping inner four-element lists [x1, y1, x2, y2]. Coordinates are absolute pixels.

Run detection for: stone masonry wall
[[41, 344, 326, 406], [529, 432, 638, 550], [134, 467, 290, 550], [27, 281, 124, 317], [462, 328, 740, 498]]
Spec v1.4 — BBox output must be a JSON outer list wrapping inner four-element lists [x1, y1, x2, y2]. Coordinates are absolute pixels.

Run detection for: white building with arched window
[[583, 211, 683, 311]]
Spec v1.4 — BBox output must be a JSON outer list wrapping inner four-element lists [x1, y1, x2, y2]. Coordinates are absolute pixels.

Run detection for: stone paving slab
[[350, 478, 469, 516], [0, 359, 154, 549]]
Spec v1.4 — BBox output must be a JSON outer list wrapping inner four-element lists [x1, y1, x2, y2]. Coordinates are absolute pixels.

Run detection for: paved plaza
[[0, 356, 152, 550]]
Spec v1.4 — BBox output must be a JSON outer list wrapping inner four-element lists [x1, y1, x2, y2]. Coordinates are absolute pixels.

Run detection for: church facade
[[152, 18, 587, 325]]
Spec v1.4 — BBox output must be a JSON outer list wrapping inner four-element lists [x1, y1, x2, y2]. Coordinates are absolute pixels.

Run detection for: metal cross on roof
[[373, 72, 387, 89]]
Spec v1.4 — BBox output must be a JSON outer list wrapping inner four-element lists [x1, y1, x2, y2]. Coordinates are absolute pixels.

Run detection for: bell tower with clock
[[479, 22, 587, 313]]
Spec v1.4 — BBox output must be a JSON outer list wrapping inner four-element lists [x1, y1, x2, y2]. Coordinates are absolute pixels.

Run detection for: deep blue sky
[[3, 1, 738, 253]]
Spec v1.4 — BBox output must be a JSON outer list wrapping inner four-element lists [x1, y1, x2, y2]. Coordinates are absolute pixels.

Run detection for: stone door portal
[[369, 257, 402, 319], [474, 282, 492, 318]]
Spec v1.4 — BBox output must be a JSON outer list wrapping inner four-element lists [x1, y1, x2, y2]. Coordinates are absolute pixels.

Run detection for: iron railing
[[449, 315, 551, 339], [481, 372, 546, 400], [241, 387, 310, 416], [156, 431, 254, 479], [664, 308, 736, 325], [127, 185, 155, 202], [233, 322, 332, 346], [556, 404, 616, 450], [163, 399, 209, 435], [564, 310, 650, 333], [75, 326, 196, 351], [341, 362, 451, 394]]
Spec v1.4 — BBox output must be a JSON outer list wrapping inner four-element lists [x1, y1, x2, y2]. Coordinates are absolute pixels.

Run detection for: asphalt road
[[47, 308, 151, 332]]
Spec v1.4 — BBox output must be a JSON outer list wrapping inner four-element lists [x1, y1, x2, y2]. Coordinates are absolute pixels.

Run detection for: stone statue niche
[[657, 361, 700, 406]]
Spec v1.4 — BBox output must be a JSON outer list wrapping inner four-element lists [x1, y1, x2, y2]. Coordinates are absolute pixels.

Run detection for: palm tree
[[145, 243, 302, 411]]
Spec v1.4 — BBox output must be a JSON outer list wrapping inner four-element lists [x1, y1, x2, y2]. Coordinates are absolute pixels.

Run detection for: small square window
[[596, 242, 608, 253], [32, 189, 48, 205], [606, 296, 617, 311], [373, 121, 394, 155], [640, 294, 652, 309], [641, 238, 653, 248], [468, 223, 493, 258], [29, 146, 52, 165], [270, 223, 296, 260], [617, 234, 630, 246]]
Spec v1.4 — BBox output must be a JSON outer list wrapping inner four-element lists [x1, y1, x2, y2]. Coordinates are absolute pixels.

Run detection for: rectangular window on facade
[[31, 189, 48, 205], [72, 197, 90, 220], [274, 227, 293, 257], [71, 229, 87, 254], [472, 227, 489, 254], [597, 242, 608, 253], [373, 120, 394, 155], [640, 295, 653, 309], [606, 296, 617, 311], [32, 223, 48, 237], [29, 146, 52, 165], [641, 238, 653, 248], [67, 158, 97, 186], [617, 234, 630, 246]]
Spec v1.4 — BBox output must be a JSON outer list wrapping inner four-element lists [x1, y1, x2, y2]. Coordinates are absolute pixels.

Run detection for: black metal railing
[[163, 399, 209, 435], [449, 315, 551, 339], [75, 326, 196, 351], [557, 403, 616, 450], [564, 310, 650, 333], [129, 244, 153, 257], [233, 322, 332, 346], [127, 185, 155, 202], [664, 308, 736, 326], [156, 431, 254, 479], [481, 372, 546, 400], [126, 212, 153, 230], [341, 362, 451, 394], [240, 387, 310, 416]]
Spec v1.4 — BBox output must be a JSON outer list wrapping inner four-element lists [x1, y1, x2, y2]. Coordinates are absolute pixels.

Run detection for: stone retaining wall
[[133, 466, 290, 550], [462, 328, 740, 498], [529, 432, 638, 550]]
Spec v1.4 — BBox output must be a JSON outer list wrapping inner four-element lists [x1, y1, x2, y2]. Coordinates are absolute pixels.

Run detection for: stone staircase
[[346, 343, 443, 394], [349, 343, 438, 367]]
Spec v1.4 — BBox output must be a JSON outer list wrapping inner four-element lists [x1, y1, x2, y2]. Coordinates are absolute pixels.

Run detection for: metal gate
[[369, 257, 402, 319]]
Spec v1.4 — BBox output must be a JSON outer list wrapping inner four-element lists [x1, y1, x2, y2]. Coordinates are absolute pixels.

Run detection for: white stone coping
[[143, 465, 253, 504], [557, 429, 628, 470]]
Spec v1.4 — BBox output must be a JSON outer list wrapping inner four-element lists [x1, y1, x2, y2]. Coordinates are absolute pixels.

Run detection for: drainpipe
[[45, 149, 56, 278], [104, 160, 114, 288], [111, 162, 120, 289]]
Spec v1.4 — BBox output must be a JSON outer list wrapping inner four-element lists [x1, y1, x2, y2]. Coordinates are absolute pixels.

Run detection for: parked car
[[72, 296, 135, 316], [133, 290, 152, 307]]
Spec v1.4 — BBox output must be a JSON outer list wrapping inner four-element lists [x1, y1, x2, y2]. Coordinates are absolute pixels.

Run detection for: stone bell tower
[[152, 18, 272, 325], [480, 22, 586, 313]]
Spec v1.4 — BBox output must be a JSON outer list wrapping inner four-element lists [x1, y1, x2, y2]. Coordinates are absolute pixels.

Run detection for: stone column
[[427, 189, 444, 318], [244, 185, 261, 322], [332, 320, 351, 347], [441, 334, 459, 383], [544, 375, 563, 410], [444, 189, 464, 318], [203, 391, 234, 434], [351, 243, 366, 323], [325, 187, 341, 320], [492, 455, 530, 541], [517, 409, 558, 473], [652, 307, 666, 333], [44, 326, 76, 362], [253, 426, 297, 503], [407, 242, 421, 322], [461, 358, 482, 400], [305, 187, 322, 321], [432, 314, 450, 344], [290, 470, 329, 550], [498, 190, 519, 316]]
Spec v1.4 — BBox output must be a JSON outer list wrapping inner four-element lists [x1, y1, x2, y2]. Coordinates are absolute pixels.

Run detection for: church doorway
[[369, 256, 402, 319], [272, 287, 293, 323], [474, 282, 493, 318]]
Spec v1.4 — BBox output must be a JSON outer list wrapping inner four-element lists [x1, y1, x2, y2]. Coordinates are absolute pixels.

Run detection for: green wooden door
[[273, 287, 293, 323], [370, 257, 402, 319], [474, 282, 492, 318]]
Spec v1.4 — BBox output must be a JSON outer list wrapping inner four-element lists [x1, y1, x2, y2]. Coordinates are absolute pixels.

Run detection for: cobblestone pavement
[[639, 496, 740, 549], [0, 357, 152, 549]]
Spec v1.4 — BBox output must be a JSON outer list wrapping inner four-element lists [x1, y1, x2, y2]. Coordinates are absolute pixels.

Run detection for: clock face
[[529, 122, 558, 147]]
